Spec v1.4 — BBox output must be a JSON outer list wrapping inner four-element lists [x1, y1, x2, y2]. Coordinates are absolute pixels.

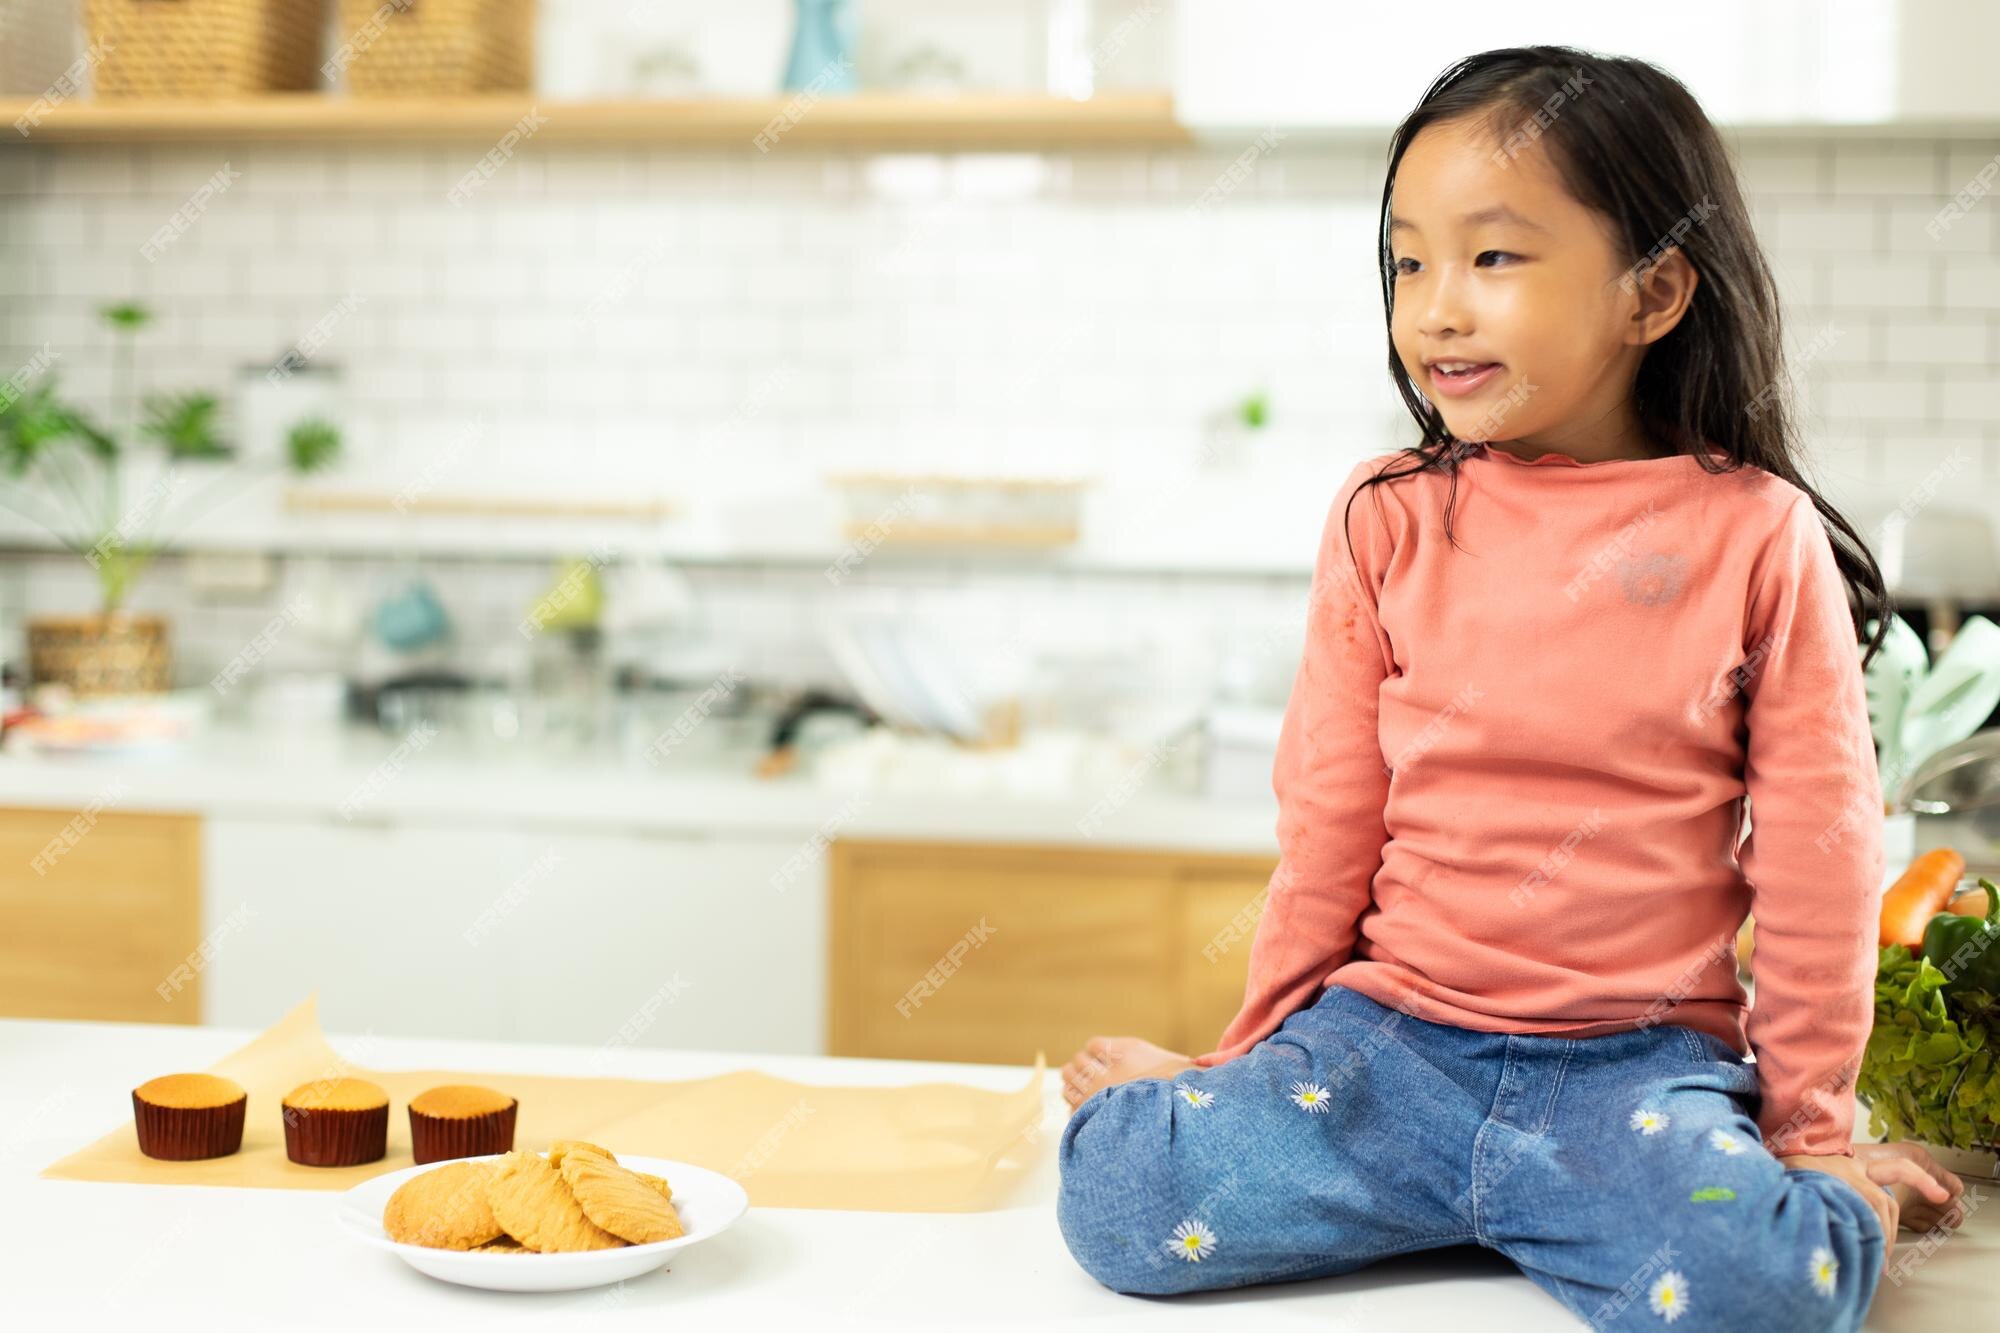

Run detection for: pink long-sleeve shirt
[[1196, 442, 1885, 1158]]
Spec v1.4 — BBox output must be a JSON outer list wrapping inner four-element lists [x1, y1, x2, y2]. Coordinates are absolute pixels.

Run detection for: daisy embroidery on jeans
[[1164, 1219, 1217, 1262], [1629, 1107, 1670, 1135], [1175, 1085, 1215, 1110], [1289, 1081, 1332, 1113], [1809, 1247, 1838, 1296], [1707, 1127, 1748, 1156], [1648, 1270, 1690, 1322]]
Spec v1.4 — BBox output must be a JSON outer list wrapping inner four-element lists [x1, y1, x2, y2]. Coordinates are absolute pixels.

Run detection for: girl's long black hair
[[1352, 45, 1893, 669]]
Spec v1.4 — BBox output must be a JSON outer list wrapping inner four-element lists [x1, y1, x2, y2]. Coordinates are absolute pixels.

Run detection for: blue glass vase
[[783, 0, 859, 93]]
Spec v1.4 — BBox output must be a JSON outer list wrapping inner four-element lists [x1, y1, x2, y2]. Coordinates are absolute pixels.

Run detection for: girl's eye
[[1391, 252, 1516, 277]]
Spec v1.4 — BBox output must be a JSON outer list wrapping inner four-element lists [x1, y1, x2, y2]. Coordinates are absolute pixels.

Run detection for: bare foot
[[1061, 1035, 1196, 1110]]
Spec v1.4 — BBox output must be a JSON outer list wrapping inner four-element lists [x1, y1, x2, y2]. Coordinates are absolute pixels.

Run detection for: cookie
[[485, 1150, 626, 1252], [546, 1138, 615, 1170], [382, 1160, 504, 1250], [633, 1171, 674, 1203], [557, 1143, 684, 1243]]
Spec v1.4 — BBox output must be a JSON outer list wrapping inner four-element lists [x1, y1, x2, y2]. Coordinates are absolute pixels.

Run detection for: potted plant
[[0, 302, 341, 696]]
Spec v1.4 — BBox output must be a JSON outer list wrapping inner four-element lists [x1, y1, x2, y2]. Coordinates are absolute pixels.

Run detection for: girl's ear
[[1622, 245, 1700, 348]]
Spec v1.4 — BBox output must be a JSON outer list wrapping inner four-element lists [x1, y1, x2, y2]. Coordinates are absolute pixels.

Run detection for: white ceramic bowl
[[337, 1153, 749, 1292]]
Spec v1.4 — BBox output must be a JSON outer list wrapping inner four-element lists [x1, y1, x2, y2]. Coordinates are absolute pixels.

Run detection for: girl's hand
[[1779, 1142, 1962, 1258], [1061, 1036, 1196, 1111], [1851, 1140, 1968, 1236]]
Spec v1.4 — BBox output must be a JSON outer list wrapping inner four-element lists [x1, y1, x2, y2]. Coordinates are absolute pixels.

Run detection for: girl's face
[[1386, 114, 1693, 458]]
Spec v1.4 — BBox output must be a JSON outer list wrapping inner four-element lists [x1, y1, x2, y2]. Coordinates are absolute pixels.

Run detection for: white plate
[[337, 1153, 748, 1292]]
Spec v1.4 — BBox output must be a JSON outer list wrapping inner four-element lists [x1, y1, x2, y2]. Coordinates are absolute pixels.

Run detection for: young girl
[[1055, 46, 1968, 1330]]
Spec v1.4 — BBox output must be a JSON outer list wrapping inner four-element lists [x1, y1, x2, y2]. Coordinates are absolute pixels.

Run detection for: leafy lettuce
[[1856, 944, 2000, 1150]]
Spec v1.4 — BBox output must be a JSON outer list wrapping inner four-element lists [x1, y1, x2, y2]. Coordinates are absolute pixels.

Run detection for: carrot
[[1879, 848, 1966, 948], [1946, 886, 1991, 919]]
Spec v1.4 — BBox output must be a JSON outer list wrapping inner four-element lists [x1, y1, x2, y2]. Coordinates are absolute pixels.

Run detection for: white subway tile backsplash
[[1942, 258, 2000, 311], [244, 253, 339, 302], [1830, 142, 1942, 197], [40, 146, 144, 196], [1938, 376, 2000, 425], [231, 146, 339, 198], [291, 205, 386, 251], [1822, 258, 1935, 309], [2, 124, 1996, 681], [1819, 373, 1932, 423], [1762, 201, 1879, 253], [0, 149, 42, 197], [1883, 315, 1990, 366], [1799, 314, 1875, 366], [1942, 145, 2000, 195], [541, 147, 650, 197], [1878, 433, 1988, 497], [187, 204, 284, 254], [19, 199, 96, 248]]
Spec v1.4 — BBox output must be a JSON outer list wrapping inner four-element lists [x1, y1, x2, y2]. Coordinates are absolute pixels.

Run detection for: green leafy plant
[[1857, 943, 2000, 1150], [0, 302, 341, 614], [1239, 390, 1269, 430]]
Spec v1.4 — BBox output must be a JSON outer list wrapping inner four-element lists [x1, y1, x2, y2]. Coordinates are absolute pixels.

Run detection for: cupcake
[[132, 1074, 247, 1160], [281, 1077, 389, 1167], [408, 1084, 518, 1164]]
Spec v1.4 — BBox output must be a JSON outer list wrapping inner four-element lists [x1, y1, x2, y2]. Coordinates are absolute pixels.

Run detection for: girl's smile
[[1424, 359, 1505, 397]]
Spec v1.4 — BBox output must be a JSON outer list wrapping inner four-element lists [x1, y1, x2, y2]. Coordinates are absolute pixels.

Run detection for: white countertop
[[0, 722, 1282, 853], [7, 1017, 1589, 1331]]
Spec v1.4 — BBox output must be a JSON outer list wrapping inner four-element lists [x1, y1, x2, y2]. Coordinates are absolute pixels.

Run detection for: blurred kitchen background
[[3, 0, 1999, 1064]]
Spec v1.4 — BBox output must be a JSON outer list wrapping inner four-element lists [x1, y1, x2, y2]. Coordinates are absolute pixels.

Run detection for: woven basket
[[27, 615, 173, 697], [334, 0, 534, 95], [83, 0, 329, 98]]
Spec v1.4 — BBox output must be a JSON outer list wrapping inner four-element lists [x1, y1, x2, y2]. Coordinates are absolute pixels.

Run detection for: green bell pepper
[[1920, 875, 2000, 998]]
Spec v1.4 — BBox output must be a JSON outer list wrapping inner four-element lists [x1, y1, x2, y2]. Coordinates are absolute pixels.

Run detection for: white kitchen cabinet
[[202, 816, 826, 1055], [1175, 0, 1996, 132]]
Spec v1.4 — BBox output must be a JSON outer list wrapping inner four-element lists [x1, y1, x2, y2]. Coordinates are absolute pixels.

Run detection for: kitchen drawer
[[0, 806, 202, 1024]]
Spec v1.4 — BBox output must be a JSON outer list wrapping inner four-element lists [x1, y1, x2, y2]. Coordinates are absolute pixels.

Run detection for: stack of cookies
[[382, 1140, 685, 1253]]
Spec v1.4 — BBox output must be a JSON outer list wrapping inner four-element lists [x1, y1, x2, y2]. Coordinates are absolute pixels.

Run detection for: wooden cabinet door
[[1174, 865, 1273, 1056], [829, 840, 1278, 1064], [829, 841, 1183, 1064], [0, 806, 202, 1023]]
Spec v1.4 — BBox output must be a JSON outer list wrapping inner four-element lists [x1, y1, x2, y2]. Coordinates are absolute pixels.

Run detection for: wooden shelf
[[284, 489, 674, 521], [0, 92, 1191, 148]]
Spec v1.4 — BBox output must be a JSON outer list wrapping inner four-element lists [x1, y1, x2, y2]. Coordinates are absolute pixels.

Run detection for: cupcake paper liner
[[283, 1103, 388, 1167], [132, 1092, 247, 1161], [410, 1100, 518, 1164]]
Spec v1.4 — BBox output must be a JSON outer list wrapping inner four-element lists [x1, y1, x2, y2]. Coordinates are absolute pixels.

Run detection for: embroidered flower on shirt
[[1164, 1219, 1217, 1262], [1618, 552, 1687, 606], [1809, 1246, 1838, 1296], [1707, 1127, 1748, 1156], [1649, 1270, 1690, 1322], [1175, 1085, 1215, 1110], [1289, 1081, 1332, 1113], [1629, 1107, 1670, 1135]]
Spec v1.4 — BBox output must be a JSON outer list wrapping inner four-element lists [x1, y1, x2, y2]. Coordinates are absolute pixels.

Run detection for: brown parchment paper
[[41, 996, 1047, 1212]]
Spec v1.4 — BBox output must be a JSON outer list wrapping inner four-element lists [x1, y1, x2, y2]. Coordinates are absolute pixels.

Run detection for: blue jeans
[[1057, 983, 1885, 1330]]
